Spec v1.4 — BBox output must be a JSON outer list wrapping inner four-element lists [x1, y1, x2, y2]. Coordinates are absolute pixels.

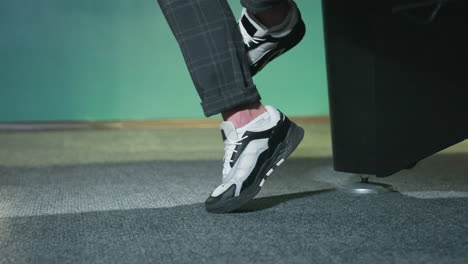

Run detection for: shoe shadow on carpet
[[233, 189, 335, 213]]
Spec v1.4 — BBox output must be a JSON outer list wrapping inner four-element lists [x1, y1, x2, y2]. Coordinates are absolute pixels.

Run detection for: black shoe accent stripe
[[221, 130, 227, 141], [229, 128, 273, 168], [229, 112, 285, 168], [268, 114, 291, 149], [241, 15, 257, 37]]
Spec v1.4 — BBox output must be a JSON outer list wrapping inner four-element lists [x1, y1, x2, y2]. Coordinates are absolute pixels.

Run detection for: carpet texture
[[0, 126, 467, 263], [1, 191, 467, 264]]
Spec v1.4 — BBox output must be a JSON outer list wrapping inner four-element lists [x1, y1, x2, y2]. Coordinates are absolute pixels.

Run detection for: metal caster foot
[[338, 174, 395, 194]]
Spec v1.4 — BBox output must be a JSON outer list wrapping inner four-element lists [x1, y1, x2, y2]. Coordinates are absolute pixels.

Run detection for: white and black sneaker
[[205, 106, 304, 213], [239, 0, 306, 76]]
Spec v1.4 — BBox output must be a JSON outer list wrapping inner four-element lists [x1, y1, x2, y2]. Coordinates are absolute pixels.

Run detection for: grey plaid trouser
[[157, 0, 288, 116]]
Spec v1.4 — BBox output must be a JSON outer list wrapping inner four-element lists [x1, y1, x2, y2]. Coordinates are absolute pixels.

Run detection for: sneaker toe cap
[[205, 184, 236, 205]]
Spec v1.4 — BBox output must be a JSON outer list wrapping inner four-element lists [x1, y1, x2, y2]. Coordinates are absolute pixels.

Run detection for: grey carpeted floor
[[0, 125, 467, 263]]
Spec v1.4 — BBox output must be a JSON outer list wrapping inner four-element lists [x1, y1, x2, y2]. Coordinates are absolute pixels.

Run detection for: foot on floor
[[205, 105, 304, 213]]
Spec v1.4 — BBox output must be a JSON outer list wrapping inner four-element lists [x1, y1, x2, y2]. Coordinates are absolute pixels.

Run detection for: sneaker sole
[[205, 119, 304, 213]]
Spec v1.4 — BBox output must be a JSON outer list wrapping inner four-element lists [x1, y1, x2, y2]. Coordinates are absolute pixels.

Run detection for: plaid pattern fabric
[[157, 0, 286, 116]]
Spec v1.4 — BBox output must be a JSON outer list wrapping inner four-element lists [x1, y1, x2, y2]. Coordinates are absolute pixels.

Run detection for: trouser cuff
[[201, 86, 262, 117]]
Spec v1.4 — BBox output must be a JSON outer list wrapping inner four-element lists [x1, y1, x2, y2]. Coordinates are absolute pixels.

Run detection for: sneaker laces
[[239, 22, 266, 48], [222, 135, 248, 176]]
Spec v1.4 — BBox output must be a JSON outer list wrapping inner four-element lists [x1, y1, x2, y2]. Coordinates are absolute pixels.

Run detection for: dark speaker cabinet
[[322, 0, 468, 176]]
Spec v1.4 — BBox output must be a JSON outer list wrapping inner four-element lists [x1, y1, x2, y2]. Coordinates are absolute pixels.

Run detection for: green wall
[[0, 0, 328, 122]]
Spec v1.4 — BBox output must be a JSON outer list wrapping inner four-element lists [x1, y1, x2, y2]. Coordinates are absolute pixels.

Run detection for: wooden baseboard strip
[[0, 116, 329, 131]]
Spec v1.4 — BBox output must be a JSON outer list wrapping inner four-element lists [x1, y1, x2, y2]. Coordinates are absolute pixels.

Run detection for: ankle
[[222, 102, 267, 128], [253, 2, 290, 28]]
